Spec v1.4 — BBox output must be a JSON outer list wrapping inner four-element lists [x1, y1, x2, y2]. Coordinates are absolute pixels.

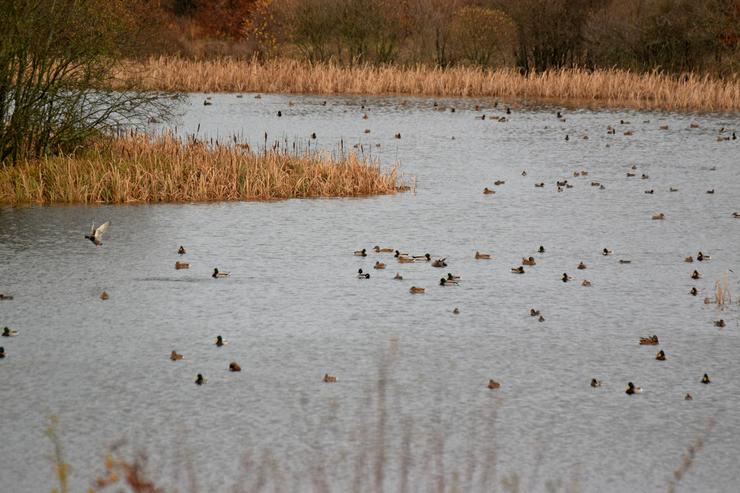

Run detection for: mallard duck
[[0, 294, 13, 300], [195, 373, 206, 385], [641, 174, 649, 180], [213, 268, 229, 278], [276, 110, 282, 117], [670, 187, 678, 192], [447, 273, 460, 281], [581, 280, 592, 287], [440, 278, 458, 286], [714, 319, 726, 328], [538, 246, 545, 253], [577, 262, 587, 270], [564, 134, 570, 141], [229, 362, 241, 372], [323, 373, 337, 383], [394, 250, 409, 258], [357, 269, 370, 279], [178, 246, 186, 255], [409, 286, 425, 294], [645, 189, 654, 194], [733, 212, 740, 218], [625, 382, 642, 395], [624, 131, 634, 136], [483, 187, 495, 194], [354, 248, 367, 257], [562, 273, 572, 282], [100, 291, 109, 300], [487, 379, 501, 389], [652, 213, 665, 220], [432, 258, 447, 268], [175, 261, 190, 270], [704, 297, 712, 304], [690, 287, 698, 296], [697, 252, 710, 261], [511, 266, 525, 274], [685, 393, 693, 400], [398, 256, 415, 263], [619, 259, 631, 264], [0, 346, 4, 358], [599, 184, 605, 190], [602, 248, 612, 256], [452, 307, 460, 314], [170, 350, 183, 361], [215, 335, 226, 347], [393, 273, 403, 280], [394, 133, 401, 139], [535, 182, 544, 187], [590, 378, 601, 388], [494, 180, 505, 186], [656, 350, 666, 361], [530, 309, 540, 317], [522, 170, 527, 176], [573, 171, 581, 177], [659, 125, 669, 130], [556, 180, 568, 187], [538, 315, 545, 322], [374, 246, 393, 253], [620, 119, 630, 125], [374, 261, 386, 270], [413, 253, 431, 261], [631, 164, 637, 170], [626, 172, 636, 177], [691, 270, 701, 280], [702, 373, 711, 384], [85, 221, 110, 246], [475, 251, 491, 259], [2, 327, 18, 337], [522, 257, 536, 266], [706, 189, 715, 194], [689, 122, 699, 128], [607, 127, 616, 134], [581, 171, 588, 176], [640, 335, 659, 345], [685, 256, 693, 263]]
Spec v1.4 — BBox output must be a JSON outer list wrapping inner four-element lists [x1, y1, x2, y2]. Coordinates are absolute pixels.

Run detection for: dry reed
[[119, 57, 740, 111], [715, 274, 732, 306], [0, 134, 401, 205]]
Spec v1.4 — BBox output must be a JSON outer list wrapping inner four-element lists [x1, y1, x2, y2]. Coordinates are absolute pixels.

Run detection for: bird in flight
[[85, 221, 110, 246]]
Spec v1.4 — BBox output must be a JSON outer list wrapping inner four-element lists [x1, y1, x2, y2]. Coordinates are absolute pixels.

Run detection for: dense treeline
[[146, 0, 739, 75]]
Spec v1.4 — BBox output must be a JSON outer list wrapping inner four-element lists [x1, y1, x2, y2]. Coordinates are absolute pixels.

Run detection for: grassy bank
[[0, 135, 401, 205], [123, 57, 740, 111]]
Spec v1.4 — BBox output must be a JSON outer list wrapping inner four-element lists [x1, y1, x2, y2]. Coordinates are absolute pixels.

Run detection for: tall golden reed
[[120, 57, 740, 111], [0, 135, 401, 205]]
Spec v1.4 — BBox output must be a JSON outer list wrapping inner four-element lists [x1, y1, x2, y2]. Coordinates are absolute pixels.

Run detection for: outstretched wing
[[89, 221, 95, 235], [94, 221, 110, 239]]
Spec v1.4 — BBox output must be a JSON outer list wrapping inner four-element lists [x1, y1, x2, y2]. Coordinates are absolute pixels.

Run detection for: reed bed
[[0, 135, 401, 205], [121, 57, 740, 111]]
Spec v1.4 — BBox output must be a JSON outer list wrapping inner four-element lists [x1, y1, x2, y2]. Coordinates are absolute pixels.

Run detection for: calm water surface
[[1, 94, 739, 492]]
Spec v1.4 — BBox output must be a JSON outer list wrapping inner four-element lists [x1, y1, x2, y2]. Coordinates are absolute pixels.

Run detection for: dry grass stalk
[[118, 57, 740, 111], [0, 134, 402, 205], [715, 274, 732, 306]]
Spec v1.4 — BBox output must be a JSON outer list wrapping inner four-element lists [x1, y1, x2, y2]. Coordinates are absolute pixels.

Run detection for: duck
[[607, 127, 616, 134], [702, 373, 711, 384], [178, 246, 186, 255], [357, 269, 370, 279], [2, 327, 18, 337], [447, 273, 460, 281], [522, 170, 527, 176], [277, 110, 282, 117], [645, 189, 654, 194], [487, 379, 501, 389], [581, 280, 592, 287], [690, 287, 698, 296], [620, 119, 629, 125], [714, 319, 726, 328], [84, 221, 110, 246], [640, 335, 659, 345], [229, 362, 241, 372], [494, 180, 505, 186], [374, 261, 386, 270], [565, 134, 569, 141], [704, 297, 712, 304], [394, 133, 401, 139], [602, 248, 613, 256], [195, 374, 206, 385], [475, 251, 491, 259], [398, 256, 415, 263], [432, 258, 447, 268], [656, 350, 666, 361], [625, 382, 642, 395], [652, 213, 665, 220], [0, 346, 4, 358], [170, 350, 184, 361], [440, 278, 458, 286], [577, 262, 587, 270], [522, 257, 536, 266], [697, 252, 710, 261], [393, 273, 403, 280], [215, 335, 226, 347], [483, 187, 495, 194], [413, 253, 432, 262], [534, 182, 545, 187], [311, 132, 317, 139], [203, 99, 212, 106], [627, 172, 636, 177], [409, 286, 425, 294], [618, 259, 631, 264], [581, 171, 588, 176], [562, 273, 573, 282], [624, 130, 634, 136], [212, 268, 229, 278], [530, 309, 540, 317], [175, 261, 190, 270], [323, 373, 337, 383], [100, 291, 109, 300], [684, 256, 693, 263], [685, 393, 693, 401], [659, 125, 669, 130], [670, 187, 678, 192], [556, 180, 568, 187], [733, 212, 740, 218], [354, 248, 367, 257], [691, 270, 701, 280], [590, 378, 601, 388], [573, 171, 581, 177], [374, 246, 393, 253], [538, 315, 545, 322], [538, 246, 545, 253], [511, 266, 525, 274], [394, 250, 409, 258], [452, 307, 460, 315], [0, 294, 12, 300], [641, 174, 649, 180]]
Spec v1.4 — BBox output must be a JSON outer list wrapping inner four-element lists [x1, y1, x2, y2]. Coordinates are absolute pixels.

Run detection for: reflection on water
[[1, 93, 739, 492]]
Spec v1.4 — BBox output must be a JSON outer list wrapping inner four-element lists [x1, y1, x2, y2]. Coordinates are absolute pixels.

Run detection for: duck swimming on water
[[357, 269, 370, 279], [213, 268, 229, 278], [2, 327, 18, 337], [178, 246, 186, 255], [170, 350, 184, 361], [625, 382, 642, 395], [195, 373, 206, 385]]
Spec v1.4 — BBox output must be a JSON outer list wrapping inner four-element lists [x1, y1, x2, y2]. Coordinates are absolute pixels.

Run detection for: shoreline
[[118, 57, 740, 112]]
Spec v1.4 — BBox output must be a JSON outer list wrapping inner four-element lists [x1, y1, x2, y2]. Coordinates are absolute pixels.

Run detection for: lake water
[[1, 93, 739, 492]]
